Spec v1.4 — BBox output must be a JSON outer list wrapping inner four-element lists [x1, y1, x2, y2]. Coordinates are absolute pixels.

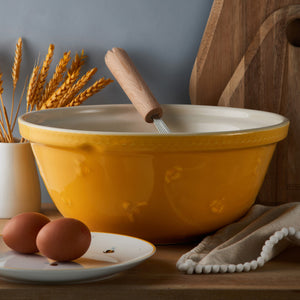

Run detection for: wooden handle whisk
[[105, 47, 162, 123]]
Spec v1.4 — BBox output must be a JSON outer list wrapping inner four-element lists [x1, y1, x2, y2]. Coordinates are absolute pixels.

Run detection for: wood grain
[[190, 0, 300, 106], [0, 204, 299, 300], [190, 0, 300, 205]]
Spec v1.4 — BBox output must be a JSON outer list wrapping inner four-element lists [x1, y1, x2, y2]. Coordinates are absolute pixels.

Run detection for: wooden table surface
[[0, 204, 299, 300]]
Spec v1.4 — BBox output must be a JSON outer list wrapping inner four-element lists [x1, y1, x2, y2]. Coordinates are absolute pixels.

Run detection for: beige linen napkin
[[177, 202, 300, 274]]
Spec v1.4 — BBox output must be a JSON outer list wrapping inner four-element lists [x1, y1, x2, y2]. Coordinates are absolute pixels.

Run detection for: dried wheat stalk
[[0, 73, 10, 142], [12, 38, 22, 89], [67, 50, 86, 76], [0, 75, 4, 142], [40, 69, 80, 109], [0, 39, 112, 143], [0, 74, 4, 122], [59, 67, 97, 107], [34, 44, 55, 110], [67, 77, 113, 107], [3, 106, 13, 142], [0, 120, 9, 142], [11, 76, 28, 131], [0, 126, 4, 142], [26, 65, 40, 112], [0, 73, 3, 95], [10, 37, 22, 124], [41, 51, 71, 104]]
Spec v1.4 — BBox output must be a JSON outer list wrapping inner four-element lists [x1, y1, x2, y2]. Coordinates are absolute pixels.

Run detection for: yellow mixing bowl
[[19, 104, 289, 243]]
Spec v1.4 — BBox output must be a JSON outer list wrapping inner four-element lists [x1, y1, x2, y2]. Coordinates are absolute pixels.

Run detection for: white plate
[[0, 232, 155, 283]]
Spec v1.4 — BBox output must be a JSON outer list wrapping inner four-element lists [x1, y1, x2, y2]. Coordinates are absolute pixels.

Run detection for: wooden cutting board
[[190, 0, 300, 205]]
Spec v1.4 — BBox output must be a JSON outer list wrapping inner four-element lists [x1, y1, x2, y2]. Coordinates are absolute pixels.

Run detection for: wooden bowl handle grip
[[105, 48, 162, 123]]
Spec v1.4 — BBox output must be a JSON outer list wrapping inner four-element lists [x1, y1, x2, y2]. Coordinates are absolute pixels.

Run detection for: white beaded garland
[[289, 227, 296, 235], [260, 252, 270, 261], [212, 265, 220, 273], [275, 231, 284, 240], [187, 266, 194, 275], [177, 226, 299, 275], [270, 235, 278, 244], [250, 260, 258, 270], [195, 264, 203, 274], [220, 265, 227, 273], [243, 262, 251, 272], [178, 262, 189, 272], [262, 245, 270, 253], [281, 227, 289, 236], [265, 240, 273, 247], [236, 264, 243, 272], [203, 265, 212, 274], [257, 257, 265, 267], [228, 264, 236, 273]]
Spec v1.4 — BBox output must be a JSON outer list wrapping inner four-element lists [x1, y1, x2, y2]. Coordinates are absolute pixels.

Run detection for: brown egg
[[2, 212, 50, 254], [36, 218, 91, 261]]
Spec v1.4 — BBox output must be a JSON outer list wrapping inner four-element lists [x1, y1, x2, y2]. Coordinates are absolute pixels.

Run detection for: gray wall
[[0, 0, 213, 202]]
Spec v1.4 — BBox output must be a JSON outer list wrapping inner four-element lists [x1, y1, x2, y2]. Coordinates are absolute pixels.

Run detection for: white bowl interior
[[20, 104, 288, 135]]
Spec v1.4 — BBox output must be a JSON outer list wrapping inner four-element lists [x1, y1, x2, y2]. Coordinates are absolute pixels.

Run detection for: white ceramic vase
[[0, 141, 41, 218]]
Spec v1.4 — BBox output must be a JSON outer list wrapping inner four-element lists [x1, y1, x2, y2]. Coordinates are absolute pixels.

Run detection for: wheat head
[[12, 37, 22, 89], [59, 67, 97, 107], [67, 50, 86, 77], [34, 44, 55, 109], [67, 77, 113, 107], [41, 69, 80, 109], [26, 65, 40, 111], [41, 51, 71, 104]]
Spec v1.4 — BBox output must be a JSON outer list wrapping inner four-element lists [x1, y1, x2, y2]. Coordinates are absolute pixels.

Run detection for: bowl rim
[[18, 104, 289, 135], [18, 104, 290, 151]]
